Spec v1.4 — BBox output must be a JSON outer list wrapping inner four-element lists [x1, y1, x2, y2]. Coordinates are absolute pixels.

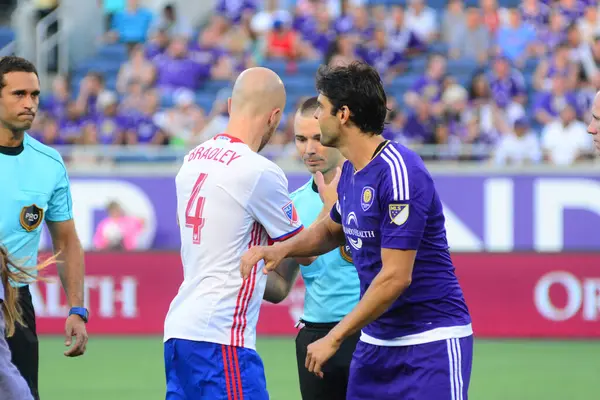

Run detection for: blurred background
[[1, 0, 599, 399]]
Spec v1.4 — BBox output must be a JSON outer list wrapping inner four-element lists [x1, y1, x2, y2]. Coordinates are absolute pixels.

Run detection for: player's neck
[[339, 133, 385, 172], [0, 127, 25, 148], [225, 119, 262, 152]]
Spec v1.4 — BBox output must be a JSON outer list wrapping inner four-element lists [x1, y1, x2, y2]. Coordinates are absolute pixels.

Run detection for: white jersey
[[164, 133, 303, 350]]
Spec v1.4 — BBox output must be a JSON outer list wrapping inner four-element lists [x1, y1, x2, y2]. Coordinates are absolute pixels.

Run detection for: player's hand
[[240, 243, 286, 279], [64, 314, 88, 357], [314, 167, 341, 209], [305, 334, 341, 378]]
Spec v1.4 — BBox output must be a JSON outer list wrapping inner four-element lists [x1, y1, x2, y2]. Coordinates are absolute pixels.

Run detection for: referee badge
[[389, 204, 409, 226], [20, 204, 44, 232]]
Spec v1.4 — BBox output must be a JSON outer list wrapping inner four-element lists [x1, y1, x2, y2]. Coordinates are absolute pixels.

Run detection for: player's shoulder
[[377, 141, 432, 193], [24, 133, 66, 170]]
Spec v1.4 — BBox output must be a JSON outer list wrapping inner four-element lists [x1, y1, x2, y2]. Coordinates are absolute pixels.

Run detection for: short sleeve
[[330, 200, 342, 224], [247, 166, 304, 242], [379, 150, 433, 250], [45, 160, 73, 222]]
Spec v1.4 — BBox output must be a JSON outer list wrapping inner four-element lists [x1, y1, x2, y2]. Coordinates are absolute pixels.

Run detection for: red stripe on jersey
[[221, 345, 233, 400], [233, 347, 244, 400], [239, 226, 261, 347], [231, 222, 260, 346], [236, 222, 260, 346], [231, 223, 257, 346]]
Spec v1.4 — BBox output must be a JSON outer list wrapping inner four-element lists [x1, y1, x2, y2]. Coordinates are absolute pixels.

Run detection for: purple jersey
[[533, 91, 579, 118], [558, 1, 586, 25], [96, 114, 128, 144], [358, 46, 404, 76], [215, 0, 256, 23], [154, 54, 210, 91], [519, 3, 551, 29], [130, 113, 161, 143], [488, 70, 526, 108], [410, 76, 443, 103], [330, 141, 471, 340], [42, 95, 68, 120]]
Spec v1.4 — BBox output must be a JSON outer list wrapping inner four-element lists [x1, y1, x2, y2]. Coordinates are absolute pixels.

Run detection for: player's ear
[[339, 106, 350, 125], [269, 108, 281, 126], [227, 97, 232, 115]]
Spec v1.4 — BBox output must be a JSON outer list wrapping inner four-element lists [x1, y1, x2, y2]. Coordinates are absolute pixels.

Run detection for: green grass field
[[38, 336, 599, 400]]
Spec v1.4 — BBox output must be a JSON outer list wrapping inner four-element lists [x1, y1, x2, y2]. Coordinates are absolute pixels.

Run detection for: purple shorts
[[347, 336, 473, 400], [0, 310, 33, 400]]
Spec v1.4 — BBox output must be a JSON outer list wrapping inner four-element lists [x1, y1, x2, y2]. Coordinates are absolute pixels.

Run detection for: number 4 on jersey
[[185, 173, 208, 244]]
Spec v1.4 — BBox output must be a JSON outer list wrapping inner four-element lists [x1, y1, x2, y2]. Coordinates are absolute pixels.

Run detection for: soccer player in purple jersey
[[241, 61, 473, 400]]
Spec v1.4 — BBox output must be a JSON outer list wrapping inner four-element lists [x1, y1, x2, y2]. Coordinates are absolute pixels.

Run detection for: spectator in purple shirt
[[403, 102, 437, 145], [152, 37, 210, 96], [59, 102, 84, 144], [308, 6, 336, 57], [188, 27, 231, 80], [557, 0, 586, 25], [144, 27, 170, 61], [214, 0, 257, 27], [125, 90, 167, 145], [533, 43, 579, 91], [334, 0, 353, 34], [534, 75, 580, 125], [358, 29, 406, 83], [519, 0, 551, 30], [39, 117, 66, 146], [537, 12, 567, 55], [386, 6, 426, 57], [95, 91, 128, 145], [487, 56, 527, 108], [41, 75, 70, 121], [350, 6, 375, 43], [404, 53, 447, 114], [76, 71, 105, 118]]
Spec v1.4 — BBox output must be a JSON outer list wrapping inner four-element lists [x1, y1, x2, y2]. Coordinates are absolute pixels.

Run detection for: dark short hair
[[298, 96, 319, 116], [315, 61, 387, 135], [0, 57, 38, 93]]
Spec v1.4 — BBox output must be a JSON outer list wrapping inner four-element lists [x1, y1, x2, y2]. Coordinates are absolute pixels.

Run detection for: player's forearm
[[281, 217, 341, 259], [263, 259, 300, 304], [328, 269, 411, 344], [55, 235, 85, 308]]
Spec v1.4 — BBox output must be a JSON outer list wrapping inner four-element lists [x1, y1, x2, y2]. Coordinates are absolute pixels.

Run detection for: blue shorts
[[347, 336, 473, 400], [164, 338, 269, 400]]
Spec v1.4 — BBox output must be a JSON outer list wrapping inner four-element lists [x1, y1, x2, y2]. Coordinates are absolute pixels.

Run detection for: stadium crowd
[[25, 0, 600, 165]]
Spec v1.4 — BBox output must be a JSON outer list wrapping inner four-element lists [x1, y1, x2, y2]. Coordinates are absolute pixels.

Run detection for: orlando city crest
[[361, 186, 374, 211], [389, 204, 409, 226], [20, 204, 44, 232]]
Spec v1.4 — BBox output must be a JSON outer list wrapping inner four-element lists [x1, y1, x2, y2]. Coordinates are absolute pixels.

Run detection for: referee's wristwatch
[[69, 307, 89, 323]]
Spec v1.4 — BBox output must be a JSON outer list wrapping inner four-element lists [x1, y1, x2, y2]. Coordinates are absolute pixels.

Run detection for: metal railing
[[35, 6, 69, 86]]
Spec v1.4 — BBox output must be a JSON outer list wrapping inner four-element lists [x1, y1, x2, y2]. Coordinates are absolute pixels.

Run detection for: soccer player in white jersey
[[163, 67, 304, 400]]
